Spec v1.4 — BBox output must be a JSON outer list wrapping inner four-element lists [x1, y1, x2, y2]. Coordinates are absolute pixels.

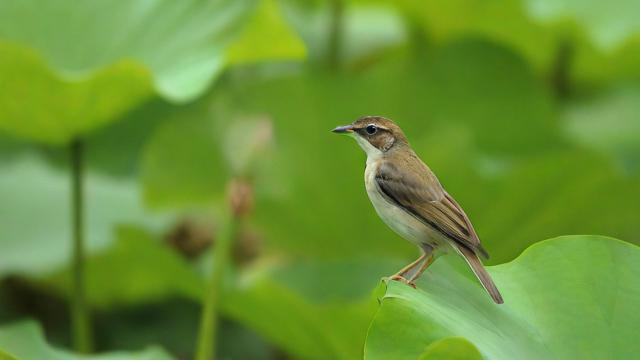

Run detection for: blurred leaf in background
[[140, 110, 227, 208], [563, 85, 640, 173], [0, 155, 170, 277], [476, 151, 640, 262], [280, 0, 408, 65], [46, 227, 203, 308], [524, 0, 640, 50], [394, 0, 557, 71], [222, 258, 402, 359], [0, 321, 172, 360], [0, 0, 304, 144], [228, 0, 306, 64]]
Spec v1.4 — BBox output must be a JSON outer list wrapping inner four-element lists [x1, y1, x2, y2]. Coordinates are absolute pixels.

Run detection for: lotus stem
[[70, 138, 92, 353]]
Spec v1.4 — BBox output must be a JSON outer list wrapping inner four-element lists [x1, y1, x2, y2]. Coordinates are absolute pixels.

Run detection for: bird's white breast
[[364, 159, 440, 248]]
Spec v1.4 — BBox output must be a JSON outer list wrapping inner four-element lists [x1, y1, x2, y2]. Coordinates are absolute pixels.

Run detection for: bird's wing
[[374, 158, 488, 258]]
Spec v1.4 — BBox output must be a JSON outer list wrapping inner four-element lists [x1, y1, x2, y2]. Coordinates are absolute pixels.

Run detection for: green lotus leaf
[[222, 259, 402, 360], [227, 0, 306, 64], [0, 154, 171, 277], [563, 85, 640, 173], [524, 0, 640, 50], [394, 0, 556, 71], [392, 0, 640, 83], [279, 1, 408, 64], [139, 108, 281, 208], [45, 226, 203, 308], [44, 243, 403, 359], [0, 349, 17, 360], [0, 41, 153, 145], [0, 320, 172, 360], [365, 236, 640, 359], [34, 218, 399, 359], [418, 337, 483, 360], [0, 0, 304, 144], [140, 111, 227, 208]]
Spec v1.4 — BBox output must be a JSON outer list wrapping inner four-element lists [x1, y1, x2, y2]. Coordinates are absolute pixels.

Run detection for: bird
[[332, 116, 503, 304]]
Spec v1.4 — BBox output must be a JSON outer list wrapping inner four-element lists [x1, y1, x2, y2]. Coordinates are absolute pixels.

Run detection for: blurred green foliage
[[0, 321, 171, 360], [0, 0, 639, 358]]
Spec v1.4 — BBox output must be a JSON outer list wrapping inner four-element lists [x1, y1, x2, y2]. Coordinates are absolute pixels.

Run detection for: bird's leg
[[406, 254, 434, 283], [392, 253, 428, 277], [388, 253, 428, 288]]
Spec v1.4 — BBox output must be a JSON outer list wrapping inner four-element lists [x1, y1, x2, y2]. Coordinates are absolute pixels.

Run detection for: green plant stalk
[[70, 139, 92, 353], [327, 0, 344, 69], [196, 213, 239, 360], [550, 38, 573, 99]]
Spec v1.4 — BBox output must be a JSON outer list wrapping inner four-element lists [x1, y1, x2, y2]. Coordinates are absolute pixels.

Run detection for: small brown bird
[[332, 116, 503, 304]]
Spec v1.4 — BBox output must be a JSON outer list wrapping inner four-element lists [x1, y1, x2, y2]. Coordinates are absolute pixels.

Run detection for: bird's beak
[[331, 124, 354, 134]]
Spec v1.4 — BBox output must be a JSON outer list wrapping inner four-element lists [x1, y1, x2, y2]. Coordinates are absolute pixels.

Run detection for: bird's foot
[[388, 274, 416, 289]]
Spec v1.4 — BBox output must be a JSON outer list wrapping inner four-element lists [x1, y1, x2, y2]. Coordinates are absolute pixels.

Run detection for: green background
[[0, 0, 639, 359]]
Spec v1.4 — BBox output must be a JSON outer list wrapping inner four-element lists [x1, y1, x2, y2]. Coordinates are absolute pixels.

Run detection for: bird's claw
[[389, 275, 417, 289]]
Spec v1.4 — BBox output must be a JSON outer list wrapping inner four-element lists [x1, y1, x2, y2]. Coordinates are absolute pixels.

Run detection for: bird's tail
[[456, 244, 504, 304]]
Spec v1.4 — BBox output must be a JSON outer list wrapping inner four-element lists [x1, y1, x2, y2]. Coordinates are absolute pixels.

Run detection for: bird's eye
[[365, 124, 377, 135]]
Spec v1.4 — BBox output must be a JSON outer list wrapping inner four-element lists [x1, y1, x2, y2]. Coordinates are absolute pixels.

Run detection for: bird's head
[[332, 116, 408, 156]]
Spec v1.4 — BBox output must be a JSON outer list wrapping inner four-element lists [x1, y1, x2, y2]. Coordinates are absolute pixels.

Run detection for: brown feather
[[455, 243, 504, 304], [374, 155, 485, 257]]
